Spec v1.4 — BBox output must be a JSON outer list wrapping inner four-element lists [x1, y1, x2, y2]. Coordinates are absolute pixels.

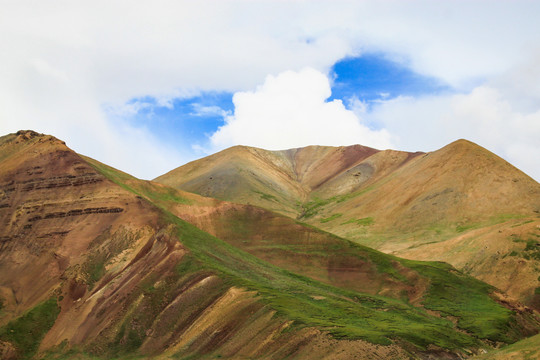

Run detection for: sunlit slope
[[0, 131, 427, 359], [306, 139, 540, 308], [310, 139, 539, 233], [155, 140, 540, 307], [155, 144, 385, 217], [1, 131, 538, 359], [89, 155, 540, 354]]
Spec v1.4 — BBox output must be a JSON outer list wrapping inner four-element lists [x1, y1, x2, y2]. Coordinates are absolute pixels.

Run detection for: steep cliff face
[[0, 131, 179, 357], [0, 131, 538, 360]]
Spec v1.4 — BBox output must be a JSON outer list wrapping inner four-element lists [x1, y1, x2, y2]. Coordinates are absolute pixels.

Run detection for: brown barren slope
[[155, 144, 384, 217], [314, 140, 540, 308]]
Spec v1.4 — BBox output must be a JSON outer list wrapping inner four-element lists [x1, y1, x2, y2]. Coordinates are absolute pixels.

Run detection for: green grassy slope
[[0, 298, 60, 359], [471, 333, 540, 360], [84, 157, 538, 353]]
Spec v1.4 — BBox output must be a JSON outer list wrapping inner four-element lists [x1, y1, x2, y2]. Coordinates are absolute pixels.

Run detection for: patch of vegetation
[[138, 181, 191, 205], [522, 251, 540, 261], [456, 223, 476, 233], [253, 190, 278, 202], [299, 186, 376, 219], [300, 197, 334, 218], [404, 259, 515, 342], [512, 236, 525, 243], [335, 185, 376, 203], [175, 253, 203, 275], [534, 287, 540, 295], [82, 155, 138, 193], [489, 213, 529, 224], [524, 240, 539, 251], [0, 298, 60, 359], [320, 213, 343, 223], [83, 255, 106, 288], [41, 344, 104, 360], [511, 219, 534, 228], [83, 227, 140, 288], [342, 217, 374, 226], [508, 238, 540, 260], [168, 208, 520, 349], [473, 333, 540, 360], [447, 214, 532, 236], [83, 156, 191, 206]]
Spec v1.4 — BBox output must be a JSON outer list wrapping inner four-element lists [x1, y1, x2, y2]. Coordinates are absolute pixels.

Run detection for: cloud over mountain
[[210, 68, 393, 151]]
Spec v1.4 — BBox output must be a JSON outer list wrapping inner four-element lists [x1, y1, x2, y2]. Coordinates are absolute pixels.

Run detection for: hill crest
[[155, 138, 540, 309]]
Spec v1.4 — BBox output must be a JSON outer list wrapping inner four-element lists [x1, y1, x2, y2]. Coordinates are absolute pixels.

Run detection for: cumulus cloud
[[210, 68, 393, 151]]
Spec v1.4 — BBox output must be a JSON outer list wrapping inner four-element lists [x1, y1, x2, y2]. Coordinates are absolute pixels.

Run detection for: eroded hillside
[[155, 140, 540, 309], [0, 131, 538, 359]]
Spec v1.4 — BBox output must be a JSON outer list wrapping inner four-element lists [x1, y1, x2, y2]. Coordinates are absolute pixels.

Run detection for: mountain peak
[[4, 130, 66, 147], [15, 129, 43, 139], [443, 138, 484, 151]]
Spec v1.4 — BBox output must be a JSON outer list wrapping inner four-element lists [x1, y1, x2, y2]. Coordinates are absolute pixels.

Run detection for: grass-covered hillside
[[85, 155, 539, 356]]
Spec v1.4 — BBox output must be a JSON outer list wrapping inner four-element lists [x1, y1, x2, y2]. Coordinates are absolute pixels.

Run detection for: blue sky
[[126, 54, 451, 151], [329, 55, 450, 104], [122, 92, 234, 152], [1, 1, 539, 180]]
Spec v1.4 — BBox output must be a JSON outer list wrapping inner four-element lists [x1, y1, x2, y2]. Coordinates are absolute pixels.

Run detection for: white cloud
[[190, 104, 231, 118], [210, 68, 393, 151], [2, 1, 539, 101]]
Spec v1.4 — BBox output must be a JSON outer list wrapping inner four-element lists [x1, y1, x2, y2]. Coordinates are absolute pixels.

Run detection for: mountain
[[154, 144, 387, 217], [1, 131, 538, 359], [155, 140, 540, 309]]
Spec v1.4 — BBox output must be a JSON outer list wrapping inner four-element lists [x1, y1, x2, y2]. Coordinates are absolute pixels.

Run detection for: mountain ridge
[[155, 143, 424, 217], [1, 130, 539, 359], [155, 138, 540, 309]]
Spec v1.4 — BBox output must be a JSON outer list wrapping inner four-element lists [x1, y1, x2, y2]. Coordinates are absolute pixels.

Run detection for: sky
[[1, 1, 539, 181]]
